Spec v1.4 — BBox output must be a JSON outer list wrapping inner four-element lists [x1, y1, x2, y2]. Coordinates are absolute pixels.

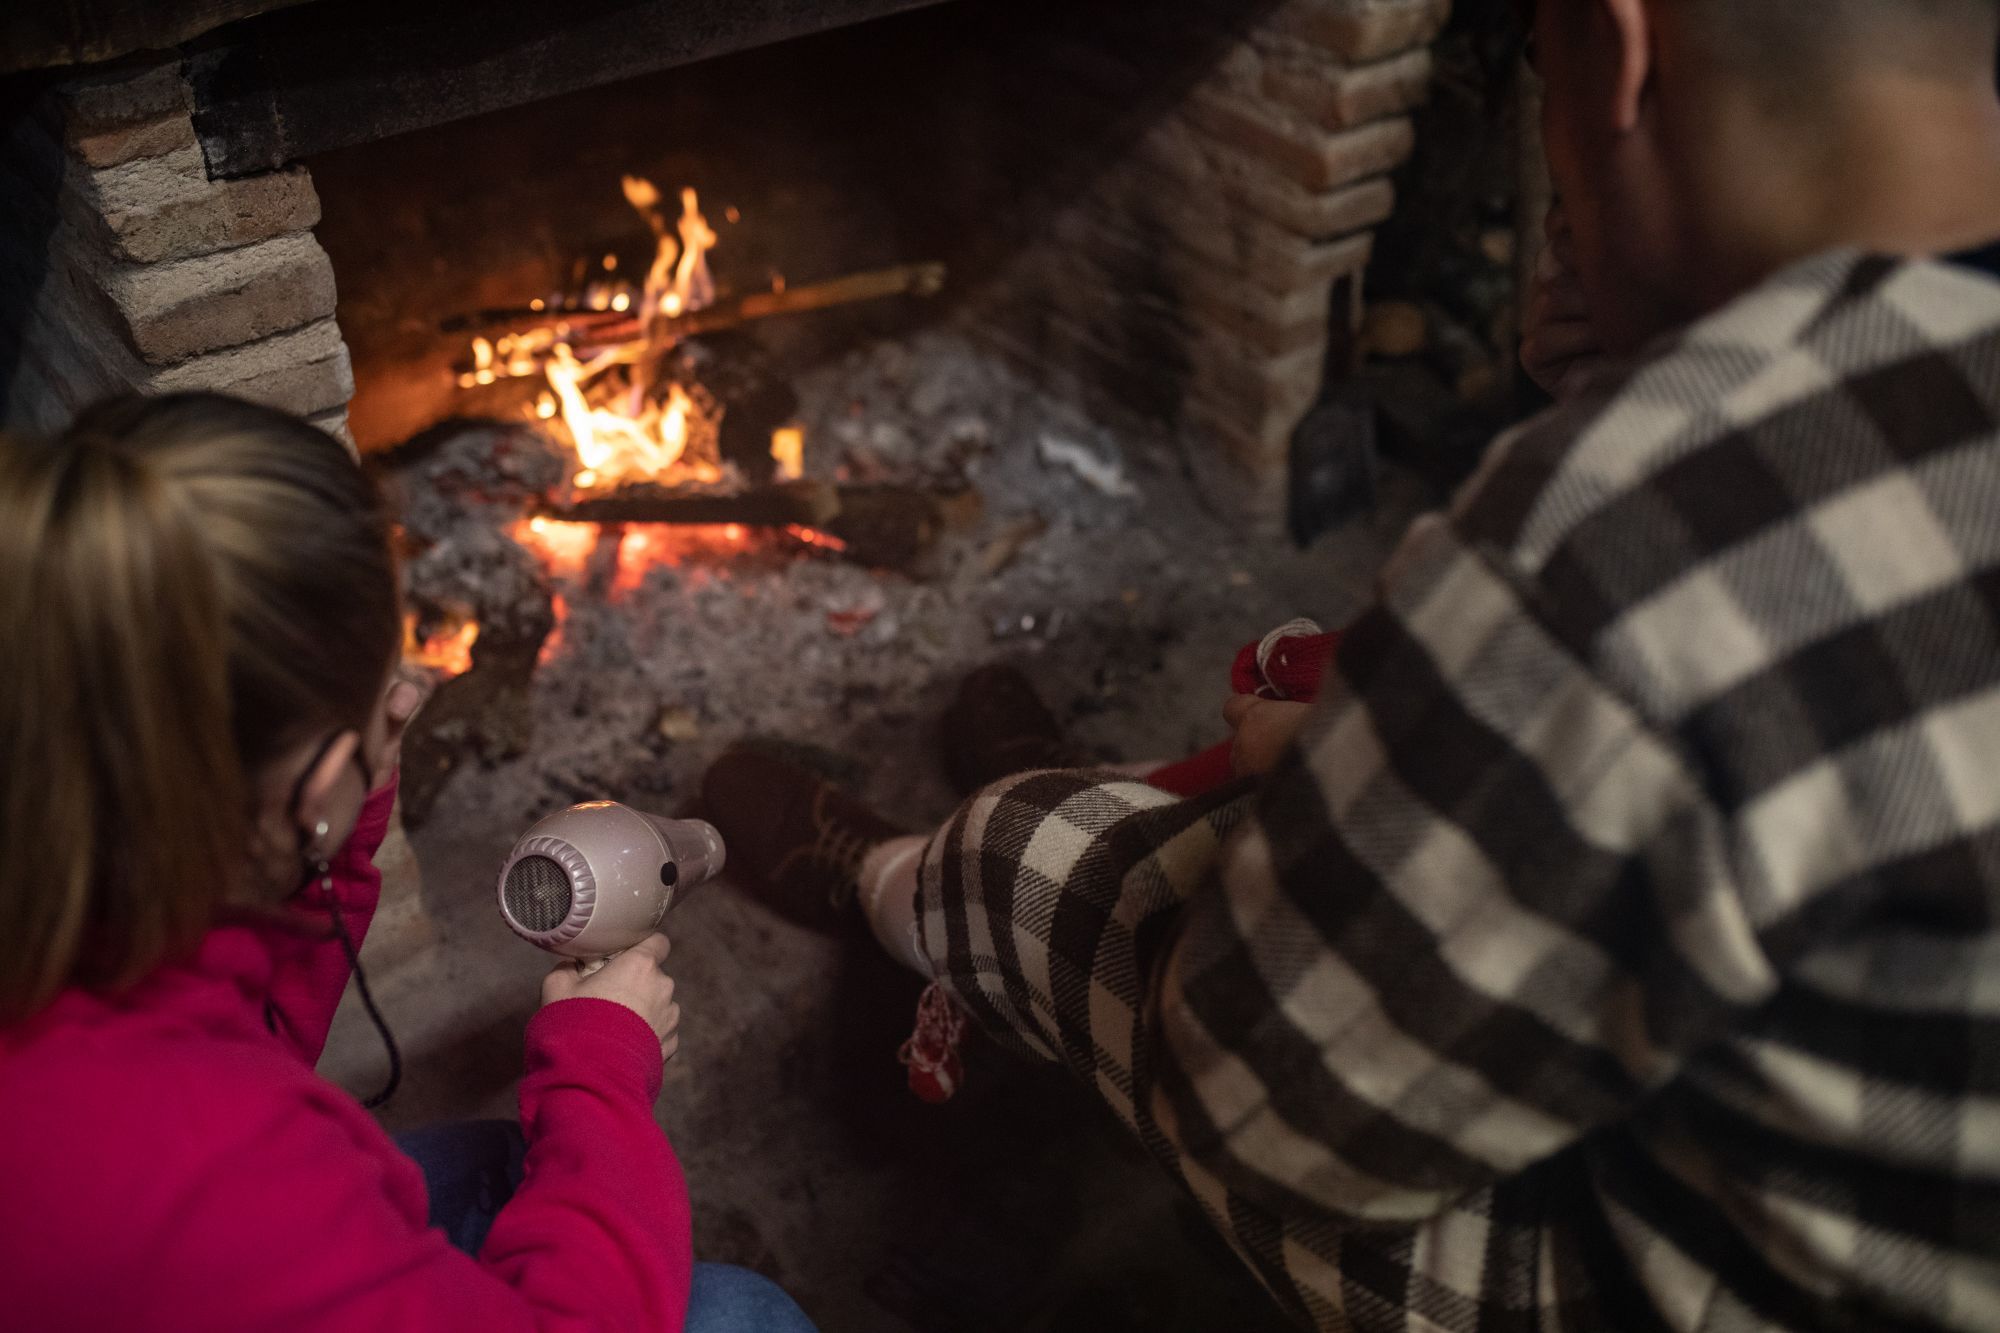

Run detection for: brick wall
[[0, 57, 354, 443], [972, 0, 1449, 522]]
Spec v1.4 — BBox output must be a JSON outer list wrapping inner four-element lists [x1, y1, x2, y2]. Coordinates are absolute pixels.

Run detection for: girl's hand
[[541, 933, 683, 1060], [366, 666, 430, 793], [1521, 203, 1605, 400], [1223, 695, 1313, 778]]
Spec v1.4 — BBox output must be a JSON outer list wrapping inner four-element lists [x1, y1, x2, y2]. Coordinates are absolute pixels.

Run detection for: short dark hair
[[1701, 0, 1999, 79], [1526, 0, 1998, 78]]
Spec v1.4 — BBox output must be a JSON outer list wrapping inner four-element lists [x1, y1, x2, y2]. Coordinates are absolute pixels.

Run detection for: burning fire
[[446, 179, 855, 673], [463, 177, 804, 498], [404, 611, 479, 679], [501, 178, 747, 496], [541, 594, 569, 669], [512, 515, 599, 580], [464, 176, 808, 504], [770, 426, 805, 481]]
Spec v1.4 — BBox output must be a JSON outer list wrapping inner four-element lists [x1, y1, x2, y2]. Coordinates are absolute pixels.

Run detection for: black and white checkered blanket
[[917, 250, 2000, 1331]]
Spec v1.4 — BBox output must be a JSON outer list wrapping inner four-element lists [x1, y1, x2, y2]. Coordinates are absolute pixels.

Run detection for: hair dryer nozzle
[[496, 802, 727, 958], [633, 810, 725, 888]]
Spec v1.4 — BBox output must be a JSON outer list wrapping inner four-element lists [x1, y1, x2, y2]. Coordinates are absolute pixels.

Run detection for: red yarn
[[899, 981, 970, 1103], [1149, 623, 1343, 800]]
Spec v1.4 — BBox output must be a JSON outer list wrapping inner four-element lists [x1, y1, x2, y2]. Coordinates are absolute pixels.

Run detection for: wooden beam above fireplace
[[182, 0, 954, 178]]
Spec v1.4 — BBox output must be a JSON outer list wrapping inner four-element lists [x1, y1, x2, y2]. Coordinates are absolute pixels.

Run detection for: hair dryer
[[497, 801, 726, 961]]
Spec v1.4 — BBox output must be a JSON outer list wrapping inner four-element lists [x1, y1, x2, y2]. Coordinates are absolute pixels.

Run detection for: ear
[[293, 730, 361, 852], [1599, 0, 1654, 133]]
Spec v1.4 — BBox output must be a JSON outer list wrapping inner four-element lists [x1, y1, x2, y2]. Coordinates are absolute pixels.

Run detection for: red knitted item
[[1147, 621, 1342, 800], [1231, 628, 1339, 701], [899, 981, 969, 1103]]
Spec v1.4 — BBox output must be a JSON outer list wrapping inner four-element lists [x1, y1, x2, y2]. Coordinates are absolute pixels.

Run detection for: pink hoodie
[[0, 781, 693, 1331]]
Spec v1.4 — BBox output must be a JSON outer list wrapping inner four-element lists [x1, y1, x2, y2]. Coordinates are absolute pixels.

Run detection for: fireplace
[[0, 0, 1454, 834]]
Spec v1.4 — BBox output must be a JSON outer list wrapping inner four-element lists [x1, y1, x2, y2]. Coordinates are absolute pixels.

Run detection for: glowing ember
[[770, 426, 805, 481], [785, 524, 848, 553], [540, 593, 570, 668], [404, 611, 479, 678], [613, 527, 659, 596], [512, 516, 600, 580]]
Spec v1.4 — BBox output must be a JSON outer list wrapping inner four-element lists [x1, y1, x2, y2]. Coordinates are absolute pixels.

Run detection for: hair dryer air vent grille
[[502, 855, 574, 934]]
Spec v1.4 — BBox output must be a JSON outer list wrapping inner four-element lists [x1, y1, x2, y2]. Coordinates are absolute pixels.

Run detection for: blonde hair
[[0, 394, 399, 1022]]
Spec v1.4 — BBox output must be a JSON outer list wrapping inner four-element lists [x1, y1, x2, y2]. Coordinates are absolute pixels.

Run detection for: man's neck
[[1688, 73, 2000, 306]]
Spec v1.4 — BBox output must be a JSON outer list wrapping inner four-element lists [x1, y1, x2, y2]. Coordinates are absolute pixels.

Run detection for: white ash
[[400, 329, 1422, 838]]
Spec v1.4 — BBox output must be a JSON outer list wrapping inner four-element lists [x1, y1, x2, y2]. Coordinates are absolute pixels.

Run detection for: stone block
[[1260, 47, 1433, 131], [75, 166, 321, 264], [1186, 88, 1415, 193], [1041, 196, 1372, 351], [1132, 116, 1400, 241], [66, 109, 198, 170], [149, 317, 355, 418], [101, 231, 337, 364], [53, 59, 189, 134], [1089, 149, 1392, 258], [1271, 0, 1452, 64], [73, 143, 209, 215]]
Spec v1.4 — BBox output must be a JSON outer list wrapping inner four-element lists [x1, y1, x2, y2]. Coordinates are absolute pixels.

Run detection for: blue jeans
[[398, 1120, 816, 1333]]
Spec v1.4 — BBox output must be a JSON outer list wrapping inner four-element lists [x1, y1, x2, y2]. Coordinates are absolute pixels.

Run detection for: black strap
[[326, 890, 402, 1110]]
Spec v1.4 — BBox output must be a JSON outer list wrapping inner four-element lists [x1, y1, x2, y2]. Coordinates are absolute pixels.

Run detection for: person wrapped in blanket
[[704, 0, 2000, 1327]]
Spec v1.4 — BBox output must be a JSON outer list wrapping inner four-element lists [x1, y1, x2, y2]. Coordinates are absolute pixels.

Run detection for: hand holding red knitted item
[[1147, 618, 1343, 797]]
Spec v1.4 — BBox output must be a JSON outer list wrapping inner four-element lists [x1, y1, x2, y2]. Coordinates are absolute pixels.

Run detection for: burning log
[[444, 261, 946, 366], [539, 479, 972, 572], [649, 262, 946, 342], [440, 304, 632, 335], [549, 479, 840, 528]]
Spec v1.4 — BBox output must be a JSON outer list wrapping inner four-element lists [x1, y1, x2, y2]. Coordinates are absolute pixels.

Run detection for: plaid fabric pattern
[[916, 250, 2000, 1331]]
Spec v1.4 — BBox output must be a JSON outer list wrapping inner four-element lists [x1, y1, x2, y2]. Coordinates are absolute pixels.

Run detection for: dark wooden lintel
[[186, 0, 953, 178]]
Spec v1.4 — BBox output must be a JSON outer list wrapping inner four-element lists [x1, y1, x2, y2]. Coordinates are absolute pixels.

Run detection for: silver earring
[[313, 821, 333, 896]]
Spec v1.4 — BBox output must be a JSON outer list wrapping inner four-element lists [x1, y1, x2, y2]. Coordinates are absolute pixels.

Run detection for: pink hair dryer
[[497, 802, 726, 964]]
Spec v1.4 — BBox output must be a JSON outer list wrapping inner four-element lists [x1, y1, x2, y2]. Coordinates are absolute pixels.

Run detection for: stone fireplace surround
[[0, 0, 1448, 521]]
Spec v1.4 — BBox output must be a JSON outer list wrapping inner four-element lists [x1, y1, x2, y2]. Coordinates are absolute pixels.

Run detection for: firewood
[[442, 261, 946, 364], [543, 480, 842, 529], [647, 262, 946, 342], [537, 479, 967, 572]]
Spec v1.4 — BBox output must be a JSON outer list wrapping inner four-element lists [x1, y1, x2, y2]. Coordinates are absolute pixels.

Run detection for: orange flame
[[463, 179, 821, 598], [785, 524, 848, 553], [404, 611, 479, 679], [493, 178, 734, 495], [770, 426, 805, 481], [613, 527, 661, 597], [540, 593, 570, 668], [544, 345, 694, 487], [512, 515, 601, 579]]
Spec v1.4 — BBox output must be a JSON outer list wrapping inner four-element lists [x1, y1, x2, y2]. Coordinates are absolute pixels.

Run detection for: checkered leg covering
[[919, 250, 2000, 1332], [916, 772, 1576, 1330]]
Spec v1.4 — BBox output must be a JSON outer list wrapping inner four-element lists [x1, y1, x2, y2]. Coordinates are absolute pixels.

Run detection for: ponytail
[[0, 395, 398, 1021]]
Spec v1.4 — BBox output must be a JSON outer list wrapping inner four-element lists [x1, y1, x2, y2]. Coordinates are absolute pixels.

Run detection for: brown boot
[[939, 665, 1080, 796], [701, 747, 906, 929]]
